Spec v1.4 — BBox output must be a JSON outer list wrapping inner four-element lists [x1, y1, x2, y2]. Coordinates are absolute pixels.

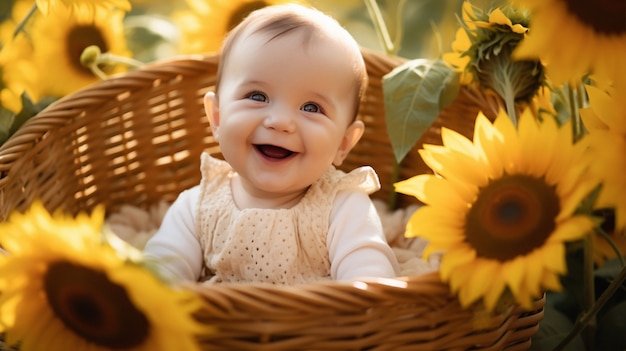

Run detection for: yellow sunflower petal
[[540, 242, 567, 275], [483, 264, 506, 311], [523, 249, 545, 297], [394, 175, 430, 202], [514, 0, 626, 87], [420, 146, 488, 188], [557, 177, 598, 221], [398, 103, 594, 311], [516, 108, 544, 175], [407, 221, 466, 252], [0, 203, 207, 350], [492, 110, 522, 174], [35, 0, 131, 17], [473, 113, 506, 179], [543, 120, 576, 185], [404, 206, 462, 239], [461, 1, 478, 30], [502, 257, 526, 300], [460, 259, 499, 307], [514, 281, 535, 310], [549, 215, 594, 243], [582, 85, 617, 128], [451, 27, 471, 52], [110, 266, 210, 338], [443, 28, 472, 73], [441, 126, 477, 155], [25, 4, 130, 100], [488, 8, 528, 34], [613, 185, 626, 231], [395, 174, 468, 211], [520, 110, 559, 177], [448, 263, 473, 294], [541, 267, 563, 292], [175, 0, 307, 54], [440, 246, 476, 281]]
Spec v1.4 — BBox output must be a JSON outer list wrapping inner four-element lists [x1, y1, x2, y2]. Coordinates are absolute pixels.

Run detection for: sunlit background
[[0, 0, 512, 145]]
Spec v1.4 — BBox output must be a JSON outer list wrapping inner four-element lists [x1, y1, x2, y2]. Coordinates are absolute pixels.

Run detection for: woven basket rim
[[0, 47, 545, 350]]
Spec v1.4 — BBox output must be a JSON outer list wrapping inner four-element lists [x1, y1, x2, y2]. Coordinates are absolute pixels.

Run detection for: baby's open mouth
[[255, 144, 296, 159]]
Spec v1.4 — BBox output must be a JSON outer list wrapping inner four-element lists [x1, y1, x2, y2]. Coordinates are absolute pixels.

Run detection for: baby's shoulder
[[200, 152, 233, 180], [322, 166, 381, 195]]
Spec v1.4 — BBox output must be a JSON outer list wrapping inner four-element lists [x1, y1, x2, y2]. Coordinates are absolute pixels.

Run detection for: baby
[[143, 4, 399, 284]]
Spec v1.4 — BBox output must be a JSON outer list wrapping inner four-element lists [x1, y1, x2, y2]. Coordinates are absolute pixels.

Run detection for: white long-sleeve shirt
[[144, 156, 399, 284]]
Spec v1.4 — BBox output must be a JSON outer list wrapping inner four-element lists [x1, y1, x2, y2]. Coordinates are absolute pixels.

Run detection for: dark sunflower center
[[44, 261, 150, 348], [564, 0, 626, 36], [227, 1, 269, 31], [66, 25, 110, 76], [465, 174, 560, 261]]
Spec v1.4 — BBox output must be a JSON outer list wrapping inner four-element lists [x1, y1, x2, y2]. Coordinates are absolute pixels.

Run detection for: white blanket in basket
[[106, 200, 440, 277]]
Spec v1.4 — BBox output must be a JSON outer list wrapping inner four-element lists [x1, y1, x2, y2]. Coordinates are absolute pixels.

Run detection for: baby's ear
[[333, 120, 364, 166], [204, 91, 220, 140]]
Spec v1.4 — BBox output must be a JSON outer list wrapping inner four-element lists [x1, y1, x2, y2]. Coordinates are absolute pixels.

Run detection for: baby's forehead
[[233, 24, 363, 69], [243, 20, 346, 47]]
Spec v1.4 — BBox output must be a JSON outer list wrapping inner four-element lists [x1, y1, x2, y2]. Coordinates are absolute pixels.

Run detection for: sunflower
[[0, 202, 209, 351], [174, 0, 308, 54], [0, 0, 38, 113], [395, 108, 597, 311], [35, 0, 131, 18], [442, 1, 544, 120], [580, 84, 626, 233], [513, 0, 626, 89], [22, 4, 129, 101]]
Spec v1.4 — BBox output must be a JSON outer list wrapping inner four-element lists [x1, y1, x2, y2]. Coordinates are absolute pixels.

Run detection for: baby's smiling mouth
[[255, 144, 296, 160]]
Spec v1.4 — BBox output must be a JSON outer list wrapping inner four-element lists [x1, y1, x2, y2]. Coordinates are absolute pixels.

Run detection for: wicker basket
[[0, 48, 544, 350]]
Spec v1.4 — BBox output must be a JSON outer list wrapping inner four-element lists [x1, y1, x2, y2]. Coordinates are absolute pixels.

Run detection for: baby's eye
[[247, 92, 267, 102], [301, 102, 322, 113]]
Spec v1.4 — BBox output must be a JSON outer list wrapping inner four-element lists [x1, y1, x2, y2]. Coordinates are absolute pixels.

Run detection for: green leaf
[[383, 58, 459, 163], [595, 257, 626, 284], [0, 107, 16, 146], [596, 301, 626, 350], [11, 93, 57, 135], [530, 305, 585, 351], [0, 94, 57, 146], [9, 93, 37, 135], [594, 257, 626, 319]]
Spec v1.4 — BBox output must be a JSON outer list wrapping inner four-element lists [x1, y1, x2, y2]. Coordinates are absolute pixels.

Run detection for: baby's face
[[208, 29, 362, 200]]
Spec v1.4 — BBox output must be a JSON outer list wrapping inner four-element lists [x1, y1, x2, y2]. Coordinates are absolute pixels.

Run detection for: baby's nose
[[263, 108, 296, 133]]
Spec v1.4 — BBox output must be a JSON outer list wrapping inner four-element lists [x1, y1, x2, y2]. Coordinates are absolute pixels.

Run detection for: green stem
[[596, 226, 626, 267], [363, 0, 404, 209], [582, 233, 596, 349], [389, 159, 399, 209], [391, 0, 407, 54], [363, 0, 396, 55], [554, 259, 626, 351], [503, 87, 517, 127], [100, 53, 145, 69], [88, 64, 108, 80], [13, 2, 37, 38], [556, 79, 595, 347], [567, 83, 584, 142]]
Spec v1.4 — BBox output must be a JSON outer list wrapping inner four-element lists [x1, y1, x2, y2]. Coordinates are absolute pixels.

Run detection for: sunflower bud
[[80, 45, 101, 68], [474, 42, 544, 106]]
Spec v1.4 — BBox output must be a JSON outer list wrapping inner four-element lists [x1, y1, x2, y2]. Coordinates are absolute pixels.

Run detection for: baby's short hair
[[214, 4, 368, 120]]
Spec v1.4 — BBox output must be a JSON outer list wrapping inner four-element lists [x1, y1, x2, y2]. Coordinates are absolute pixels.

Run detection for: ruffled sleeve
[[334, 166, 381, 195], [200, 152, 232, 181]]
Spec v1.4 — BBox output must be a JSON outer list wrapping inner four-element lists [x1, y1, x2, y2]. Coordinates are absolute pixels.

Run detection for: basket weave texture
[[0, 48, 544, 350]]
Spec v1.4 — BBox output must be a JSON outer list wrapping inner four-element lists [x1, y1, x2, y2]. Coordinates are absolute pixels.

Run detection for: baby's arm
[[143, 186, 203, 283], [327, 191, 400, 281]]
